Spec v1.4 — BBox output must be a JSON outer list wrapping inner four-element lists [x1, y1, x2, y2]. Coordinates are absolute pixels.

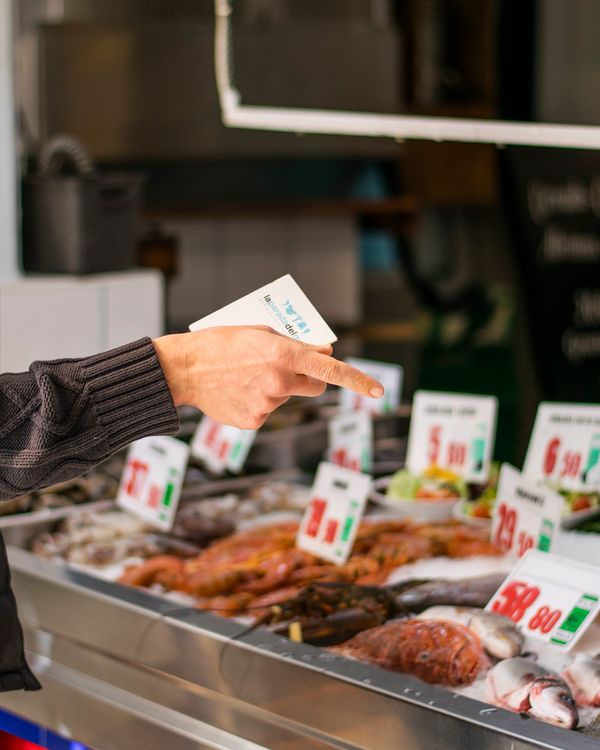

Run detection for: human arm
[[153, 325, 383, 429], [0, 326, 383, 500], [0, 338, 178, 500]]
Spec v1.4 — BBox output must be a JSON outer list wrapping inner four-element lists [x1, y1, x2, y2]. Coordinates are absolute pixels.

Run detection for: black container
[[22, 172, 144, 274]]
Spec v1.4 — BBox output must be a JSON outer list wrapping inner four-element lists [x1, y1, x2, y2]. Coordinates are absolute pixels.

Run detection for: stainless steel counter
[[1, 546, 599, 750]]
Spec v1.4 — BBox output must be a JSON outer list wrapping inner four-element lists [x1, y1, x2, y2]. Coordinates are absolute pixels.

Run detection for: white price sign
[[328, 411, 373, 473], [116, 436, 189, 531], [491, 464, 562, 558], [191, 415, 256, 474], [523, 403, 600, 492], [339, 358, 403, 415], [406, 391, 498, 482], [486, 551, 600, 651], [297, 462, 371, 564]]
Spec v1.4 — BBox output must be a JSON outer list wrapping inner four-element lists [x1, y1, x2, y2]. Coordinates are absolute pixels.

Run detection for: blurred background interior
[[4, 0, 600, 465]]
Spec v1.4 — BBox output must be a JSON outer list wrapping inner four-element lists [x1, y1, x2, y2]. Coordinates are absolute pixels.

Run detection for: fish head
[[469, 614, 524, 660], [561, 655, 600, 706], [529, 677, 578, 730]]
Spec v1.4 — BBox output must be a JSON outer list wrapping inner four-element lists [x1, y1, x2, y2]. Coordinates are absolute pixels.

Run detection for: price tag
[[190, 415, 257, 475], [491, 464, 562, 557], [406, 390, 498, 482], [339, 358, 403, 415], [328, 411, 373, 473], [297, 461, 371, 564], [523, 402, 600, 492], [116, 436, 189, 531], [486, 550, 600, 650]]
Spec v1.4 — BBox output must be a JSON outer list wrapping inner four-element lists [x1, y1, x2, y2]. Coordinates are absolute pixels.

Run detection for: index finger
[[297, 351, 384, 398]]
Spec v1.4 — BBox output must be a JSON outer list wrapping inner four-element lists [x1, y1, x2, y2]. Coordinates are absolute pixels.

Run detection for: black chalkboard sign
[[501, 148, 600, 402]]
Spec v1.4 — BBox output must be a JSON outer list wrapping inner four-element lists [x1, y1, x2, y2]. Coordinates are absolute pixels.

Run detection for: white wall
[[0, 0, 19, 280]]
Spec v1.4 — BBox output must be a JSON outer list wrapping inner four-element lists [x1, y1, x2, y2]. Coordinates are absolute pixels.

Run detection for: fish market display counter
[[1, 546, 598, 750]]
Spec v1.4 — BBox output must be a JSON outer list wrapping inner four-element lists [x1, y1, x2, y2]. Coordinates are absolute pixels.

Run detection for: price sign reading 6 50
[[523, 403, 600, 492], [486, 551, 600, 651]]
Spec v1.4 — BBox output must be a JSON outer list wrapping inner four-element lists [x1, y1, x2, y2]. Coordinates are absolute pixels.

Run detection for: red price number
[[306, 497, 327, 538], [517, 531, 534, 557], [543, 437, 560, 475], [494, 502, 517, 550], [528, 605, 562, 634], [125, 459, 149, 498], [446, 441, 466, 467], [331, 448, 360, 472], [428, 425, 441, 464], [560, 450, 582, 479], [204, 421, 221, 449], [491, 580, 540, 622]]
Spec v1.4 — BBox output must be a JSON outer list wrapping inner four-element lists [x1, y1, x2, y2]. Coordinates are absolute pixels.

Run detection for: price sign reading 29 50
[[490, 464, 562, 559], [494, 504, 535, 557]]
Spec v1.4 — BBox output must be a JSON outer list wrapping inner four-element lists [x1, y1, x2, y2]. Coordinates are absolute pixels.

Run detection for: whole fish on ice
[[561, 654, 600, 707], [392, 574, 506, 613], [486, 657, 578, 729], [416, 606, 524, 660]]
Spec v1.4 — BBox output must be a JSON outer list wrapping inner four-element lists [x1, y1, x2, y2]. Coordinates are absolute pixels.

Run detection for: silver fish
[[416, 606, 523, 660], [486, 657, 578, 729], [562, 654, 600, 707]]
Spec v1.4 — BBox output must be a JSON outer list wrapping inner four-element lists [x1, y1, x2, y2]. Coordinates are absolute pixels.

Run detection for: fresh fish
[[392, 573, 506, 613], [486, 657, 578, 729], [561, 654, 600, 707], [416, 606, 524, 659]]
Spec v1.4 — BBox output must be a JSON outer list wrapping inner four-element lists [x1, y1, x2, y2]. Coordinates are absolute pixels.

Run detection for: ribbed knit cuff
[[81, 338, 179, 452]]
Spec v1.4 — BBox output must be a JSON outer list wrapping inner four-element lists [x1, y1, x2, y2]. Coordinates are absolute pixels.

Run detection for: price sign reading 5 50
[[427, 425, 467, 468], [406, 391, 498, 483]]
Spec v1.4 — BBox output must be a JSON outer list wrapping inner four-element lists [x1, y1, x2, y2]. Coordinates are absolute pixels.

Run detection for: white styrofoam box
[[103, 270, 163, 349], [0, 270, 163, 372], [166, 216, 360, 328], [0, 277, 102, 371]]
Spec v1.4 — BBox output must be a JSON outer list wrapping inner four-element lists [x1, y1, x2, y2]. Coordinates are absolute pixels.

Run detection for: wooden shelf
[[143, 196, 418, 222]]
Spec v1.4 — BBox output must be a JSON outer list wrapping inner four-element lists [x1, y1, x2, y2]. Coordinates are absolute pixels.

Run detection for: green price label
[[551, 594, 599, 645]]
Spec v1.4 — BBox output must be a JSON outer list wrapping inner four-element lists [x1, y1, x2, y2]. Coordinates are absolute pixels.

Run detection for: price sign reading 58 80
[[523, 403, 600, 492], [486, 551, 600, 651]]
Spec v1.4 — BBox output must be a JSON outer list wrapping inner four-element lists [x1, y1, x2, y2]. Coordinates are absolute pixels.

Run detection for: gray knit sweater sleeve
[[0, 338, 179, 500]]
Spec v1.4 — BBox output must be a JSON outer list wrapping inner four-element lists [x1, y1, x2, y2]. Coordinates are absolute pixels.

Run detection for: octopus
[[332, 619, 486, 686]]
